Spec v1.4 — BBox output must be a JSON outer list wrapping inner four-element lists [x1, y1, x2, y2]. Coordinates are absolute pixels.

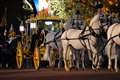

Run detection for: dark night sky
[[0, 0, 36, 19], [0, 0, 36, 35]]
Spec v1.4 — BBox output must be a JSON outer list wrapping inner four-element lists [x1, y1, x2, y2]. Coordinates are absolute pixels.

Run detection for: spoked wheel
[[16, 41, 23, 69], [33, 47, 40, 70]]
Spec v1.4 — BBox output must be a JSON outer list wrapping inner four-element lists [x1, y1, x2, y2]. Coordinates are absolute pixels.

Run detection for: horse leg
[[49, 48, 56, 68], [44, 45, 49, 60], [88, 50, 92, 61], [68, 45, 74, 70], [107, 41, 113, 70], [96, 55, 102, 70], [114, 55, 118, 72], [58, 48, 62, 70], [45, 46, 53, 68], [88, 45, 98, 70], [81, 50, 85, 70], [75, 50, 80, 70], [63, 45, 70, 71], [51, 49, 56, 68], [114, 43, 118, 72]]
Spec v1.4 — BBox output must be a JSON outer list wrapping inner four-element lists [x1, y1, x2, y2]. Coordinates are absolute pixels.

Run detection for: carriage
[[16, 21, 41, 70], [16, 15, 63, 70]]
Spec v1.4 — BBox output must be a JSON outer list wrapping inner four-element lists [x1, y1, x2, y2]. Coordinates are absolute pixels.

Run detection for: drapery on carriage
[[16, 16, 63, 70]]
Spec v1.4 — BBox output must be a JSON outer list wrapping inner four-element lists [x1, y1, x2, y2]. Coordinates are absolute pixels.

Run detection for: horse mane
[[89, 13, 100, 27]]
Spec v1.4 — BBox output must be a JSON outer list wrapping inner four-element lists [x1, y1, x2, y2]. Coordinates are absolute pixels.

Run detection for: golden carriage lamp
[[19, 23, 25, 44], [30, 22, 37, 34]]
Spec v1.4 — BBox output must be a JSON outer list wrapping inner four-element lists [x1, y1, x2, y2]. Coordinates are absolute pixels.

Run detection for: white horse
[[61, 13, 109, 71], [43, 18, 82, 69], [43, 30, 63, 69], [106, 23, 120, 72], [64, 17, 89, 70], [61, 28, 100, 71]]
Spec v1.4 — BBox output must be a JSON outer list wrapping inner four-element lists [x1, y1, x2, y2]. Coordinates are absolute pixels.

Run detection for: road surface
[[0, 68, 120, 80]]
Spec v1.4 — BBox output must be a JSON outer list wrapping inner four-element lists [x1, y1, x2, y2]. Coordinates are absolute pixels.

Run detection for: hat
[[75, 10, 80, 15], [95, 2, 103, 9]]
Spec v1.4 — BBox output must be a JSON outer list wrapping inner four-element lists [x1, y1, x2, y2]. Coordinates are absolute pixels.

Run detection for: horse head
[[89, 13, 108, 37]]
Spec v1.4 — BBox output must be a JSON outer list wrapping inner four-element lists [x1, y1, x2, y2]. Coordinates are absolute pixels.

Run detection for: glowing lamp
[[45, 21, 53, 25], [30, 23, 37, 29], [19, 25, 25, 32]]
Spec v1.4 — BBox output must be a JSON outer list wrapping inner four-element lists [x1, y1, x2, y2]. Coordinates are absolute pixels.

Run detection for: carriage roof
[[26, 16, 63, 23]]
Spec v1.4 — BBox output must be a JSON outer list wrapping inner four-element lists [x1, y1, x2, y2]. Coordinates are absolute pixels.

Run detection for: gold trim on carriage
[[16, 14, 63, 70]]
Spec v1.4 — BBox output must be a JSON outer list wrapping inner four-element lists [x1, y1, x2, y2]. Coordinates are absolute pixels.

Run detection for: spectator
[[72, 10, 85, 30], [109, 0, 120, 24]]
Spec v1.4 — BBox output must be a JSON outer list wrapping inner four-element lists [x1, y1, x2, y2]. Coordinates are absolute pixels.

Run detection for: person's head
[[95, 2, 103, 12], [75, 10, 80, 15], [75, 10, 80, 19]]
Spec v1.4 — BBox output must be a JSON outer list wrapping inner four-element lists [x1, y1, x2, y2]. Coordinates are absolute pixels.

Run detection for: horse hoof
[[92, 65, 96, 70], [65, 67, 70, 72], [69, 66, 75, 71], [74, 67, 79, 71], [65, 69, 70, 72], [49, 66, 55, 71], [96, 67, 100, 71], [95, 68, 100, 72], [52, 68, 55, 71], [108, 65, 111, 70], [108, 68, 113, 72], [82, 68, 85, 71], [115, 69, 118, 72]]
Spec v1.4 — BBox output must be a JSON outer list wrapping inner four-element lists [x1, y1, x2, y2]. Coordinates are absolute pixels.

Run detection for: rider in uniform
[[72, 10, 81, 29], [72, 10, 86, 33]]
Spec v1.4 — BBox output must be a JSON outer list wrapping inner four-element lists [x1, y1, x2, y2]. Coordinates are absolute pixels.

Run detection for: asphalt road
[[0, 68, 120, 80]]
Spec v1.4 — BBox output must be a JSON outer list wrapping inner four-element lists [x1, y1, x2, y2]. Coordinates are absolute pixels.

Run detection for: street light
[[45, 21, 53, 25]]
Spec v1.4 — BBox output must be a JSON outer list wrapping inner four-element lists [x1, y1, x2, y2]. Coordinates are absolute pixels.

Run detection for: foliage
[[48, 0, 115, 24]]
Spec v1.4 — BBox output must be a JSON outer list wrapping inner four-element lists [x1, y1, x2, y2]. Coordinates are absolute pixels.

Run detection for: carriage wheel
[[33, 47, 40, 70], [16, 41, 23, 69]]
